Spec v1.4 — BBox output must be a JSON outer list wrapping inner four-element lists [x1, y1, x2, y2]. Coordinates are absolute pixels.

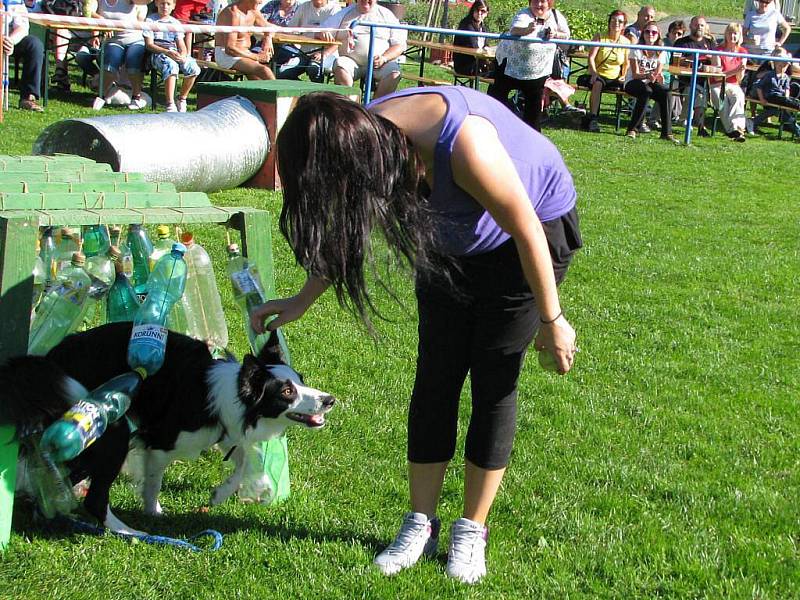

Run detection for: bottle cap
[[71, 252, 86, 266], [180, 231, 194, 246], [156, 225, 170, 239], [108, 245, 122, 261], [171, 242, 187, 255], [228, 243, 239, 254]]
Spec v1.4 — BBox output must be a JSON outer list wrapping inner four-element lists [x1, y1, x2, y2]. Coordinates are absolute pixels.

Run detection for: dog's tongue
[[310, 414, 324, 426]]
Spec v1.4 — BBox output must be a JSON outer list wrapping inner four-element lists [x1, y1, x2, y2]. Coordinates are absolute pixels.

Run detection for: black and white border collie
[[0, 322, 335, 535]]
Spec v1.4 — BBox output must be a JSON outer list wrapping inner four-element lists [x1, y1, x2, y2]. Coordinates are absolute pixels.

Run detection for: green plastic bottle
[[106, 246, 141, 323]]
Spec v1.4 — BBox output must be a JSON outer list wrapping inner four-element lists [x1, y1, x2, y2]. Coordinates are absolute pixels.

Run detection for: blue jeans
[[14, 35, 44, 99], [102, 40, 145, 73], [150, 53, 201, 80]]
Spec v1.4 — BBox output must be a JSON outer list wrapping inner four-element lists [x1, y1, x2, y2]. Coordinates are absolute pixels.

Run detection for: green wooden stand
[[0, 154, 277, 550]]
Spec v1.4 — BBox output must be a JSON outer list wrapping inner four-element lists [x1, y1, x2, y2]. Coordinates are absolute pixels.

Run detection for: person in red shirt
[[709, 22, 749, 141]]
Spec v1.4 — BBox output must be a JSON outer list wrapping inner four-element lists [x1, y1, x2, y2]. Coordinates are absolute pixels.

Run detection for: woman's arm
[[251, 275, 330, 333], [450, 116, 577, 373], [587, 34, 600, 77]]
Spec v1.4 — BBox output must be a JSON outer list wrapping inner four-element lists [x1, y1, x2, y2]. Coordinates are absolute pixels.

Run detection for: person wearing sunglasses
[[453, 0, 493, 77], [623, 24, 677, 141], [577, 10, 630, 133]]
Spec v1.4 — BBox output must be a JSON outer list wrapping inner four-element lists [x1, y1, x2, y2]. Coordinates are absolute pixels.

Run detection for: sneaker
[[638, 123, 651, 134], [165, 103, 178, 112], [176, 97, 188, 113], [446, 517, 488, 584], [92, 96, 106, 111], [588, 118, 600, 133], [18, 96, 44, 112], [374, 512, 440, 576], [562, 103, 585, 114], [128, 95, 147, 110]]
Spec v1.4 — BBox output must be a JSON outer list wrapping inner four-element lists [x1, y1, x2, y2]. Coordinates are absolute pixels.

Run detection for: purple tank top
[[368, 86, 576, 256]]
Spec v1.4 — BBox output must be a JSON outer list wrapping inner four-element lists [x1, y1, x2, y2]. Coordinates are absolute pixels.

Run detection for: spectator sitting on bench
[[709, 22, 749, 142], [3, 0, 45, 111], [672, 16, 717, 137], [578, 10, 630, 133], [286, 0, 342, 82], [214, 0, 276, 80], [746, 46, 800, 136], [319, 0, 407, 98], [623, 23, 677, 142], [624, 5, 655, 44], [453, 0, 492, 78], [144, 0, 201, 112], [260, 0, 306, 80]]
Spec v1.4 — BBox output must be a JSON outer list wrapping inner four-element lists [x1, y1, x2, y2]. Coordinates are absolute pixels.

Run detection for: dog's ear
[[255, 330, 287, 366]]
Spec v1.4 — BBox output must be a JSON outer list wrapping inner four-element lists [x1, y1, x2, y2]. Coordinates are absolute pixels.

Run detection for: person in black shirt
[[453, 0, 492, 77], [672, 15, 716, 136]]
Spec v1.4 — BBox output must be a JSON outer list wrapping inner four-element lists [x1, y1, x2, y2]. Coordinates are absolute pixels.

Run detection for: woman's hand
[[250, 295, 309, 334], [534, 314, 578, 374]]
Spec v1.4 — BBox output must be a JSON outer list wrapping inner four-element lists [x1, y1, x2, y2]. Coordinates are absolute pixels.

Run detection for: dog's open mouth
[[286, 412, 326, 428]]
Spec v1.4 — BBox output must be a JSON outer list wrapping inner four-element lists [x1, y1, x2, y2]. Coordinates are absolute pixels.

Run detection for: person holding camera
[[487, 0, 569, 131]]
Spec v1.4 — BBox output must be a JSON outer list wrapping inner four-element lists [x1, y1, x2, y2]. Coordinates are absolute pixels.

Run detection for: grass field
[[1, 61, 799, 598]]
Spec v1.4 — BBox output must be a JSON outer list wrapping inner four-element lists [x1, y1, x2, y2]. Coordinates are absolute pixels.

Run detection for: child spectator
[[144, 0, 201, 112], [747, 46, 800, 135]]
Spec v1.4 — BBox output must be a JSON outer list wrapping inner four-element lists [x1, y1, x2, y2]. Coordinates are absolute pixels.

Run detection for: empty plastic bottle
[[81, 224, 110, 258], [126, 224, 154, 296], [179, 231, 229, 350], [149, 225, 176, 268], [40, 371, 143, 463], [109, 226, 134, 278], [26, 435, 77, 518], [29, 252, 92, 356], [106, 246, 141, 323], [32, 240, 46, 308], [127, 243, 187, 377], [225, 243, 271, 354], [56, 227, 80, 274], [39, 226, 58, 287]]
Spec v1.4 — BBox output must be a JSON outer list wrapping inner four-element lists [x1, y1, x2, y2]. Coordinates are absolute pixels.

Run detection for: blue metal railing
[[357, 21, 800, 145]]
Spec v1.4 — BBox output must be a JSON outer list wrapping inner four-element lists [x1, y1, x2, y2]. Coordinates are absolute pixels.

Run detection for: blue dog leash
[[57, 515, 224, 552]]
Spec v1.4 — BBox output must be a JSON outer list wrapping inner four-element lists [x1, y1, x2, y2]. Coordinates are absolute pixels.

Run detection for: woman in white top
[[487, 0, 569, 131], [743, 0, 790, 55], [622, 23, 676, 141]]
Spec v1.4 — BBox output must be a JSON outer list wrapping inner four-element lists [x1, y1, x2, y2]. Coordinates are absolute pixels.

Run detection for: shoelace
[[449, 525, 484, 562], [386, 517, 429, 553]]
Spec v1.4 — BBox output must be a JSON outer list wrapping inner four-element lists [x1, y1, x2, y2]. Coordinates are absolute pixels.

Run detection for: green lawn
[[1, 70, 799, 599]]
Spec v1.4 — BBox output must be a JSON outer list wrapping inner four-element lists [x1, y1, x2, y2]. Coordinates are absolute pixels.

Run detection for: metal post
[[2, 0, 10, 113], [364, 24, 375, 104], [683, 52, 700, 145]]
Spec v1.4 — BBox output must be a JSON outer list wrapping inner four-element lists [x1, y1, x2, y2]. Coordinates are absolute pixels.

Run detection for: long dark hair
[[276, 92, 440, 329]]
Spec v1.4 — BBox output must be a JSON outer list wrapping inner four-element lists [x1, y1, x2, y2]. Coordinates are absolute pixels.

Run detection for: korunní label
[[130, 324, 168, 349]]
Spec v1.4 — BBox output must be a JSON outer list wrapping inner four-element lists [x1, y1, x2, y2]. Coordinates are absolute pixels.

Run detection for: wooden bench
[[401, 72, 451, 87], [196, 59, 245, 83], [745, 97, 800, 139]]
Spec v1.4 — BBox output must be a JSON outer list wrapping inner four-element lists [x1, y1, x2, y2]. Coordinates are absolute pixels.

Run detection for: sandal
[[19, 96, 44, 112]]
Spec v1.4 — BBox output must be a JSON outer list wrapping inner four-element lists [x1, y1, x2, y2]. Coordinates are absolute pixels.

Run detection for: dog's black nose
[[322, 395, 335, 408]]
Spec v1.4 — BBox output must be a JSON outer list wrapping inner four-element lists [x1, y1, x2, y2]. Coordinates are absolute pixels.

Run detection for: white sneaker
[[92, 96, 106, 110], [176, 97, 187, 113], [128, 95, 147, 110], [373, 512, 440, 576], [446, 517, 488, 584], [165, 103, 178, 112]]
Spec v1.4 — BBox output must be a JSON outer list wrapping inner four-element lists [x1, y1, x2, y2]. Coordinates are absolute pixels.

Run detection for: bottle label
[[130, 324, 168, 350], [231, 268, 258, 294], [54, 280, 87, 306], [62, 400, 103, 449]]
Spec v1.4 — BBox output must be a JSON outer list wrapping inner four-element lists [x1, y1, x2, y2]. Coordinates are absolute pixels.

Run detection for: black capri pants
[[408, 207, 582, 470]]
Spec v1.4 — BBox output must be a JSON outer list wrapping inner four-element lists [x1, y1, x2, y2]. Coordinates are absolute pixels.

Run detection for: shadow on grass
[[11, 496, 388, 553]]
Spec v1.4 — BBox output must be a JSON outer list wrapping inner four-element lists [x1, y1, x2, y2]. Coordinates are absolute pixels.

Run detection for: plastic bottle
[[39, 226, 58, 287], [56, 227, 81, 274], [39, 371, 143, 463], [225, 243, 271, 354], [81, 224, 110, 259], [109, 226, 134, 278], [106, 246, 141, 323], [28, 252, 92, 356], [26, 435, 77, 518], [127, 243, 187, 377], [179, 231, 229, 350], [126, 224, 154, 296], [32, 239, 46, 308], [80, 247, 116, 329], [149, 225, 176, 268]]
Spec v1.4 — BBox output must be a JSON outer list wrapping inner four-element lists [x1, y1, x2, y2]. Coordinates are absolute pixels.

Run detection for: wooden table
[[407, 38, 494, 89]]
